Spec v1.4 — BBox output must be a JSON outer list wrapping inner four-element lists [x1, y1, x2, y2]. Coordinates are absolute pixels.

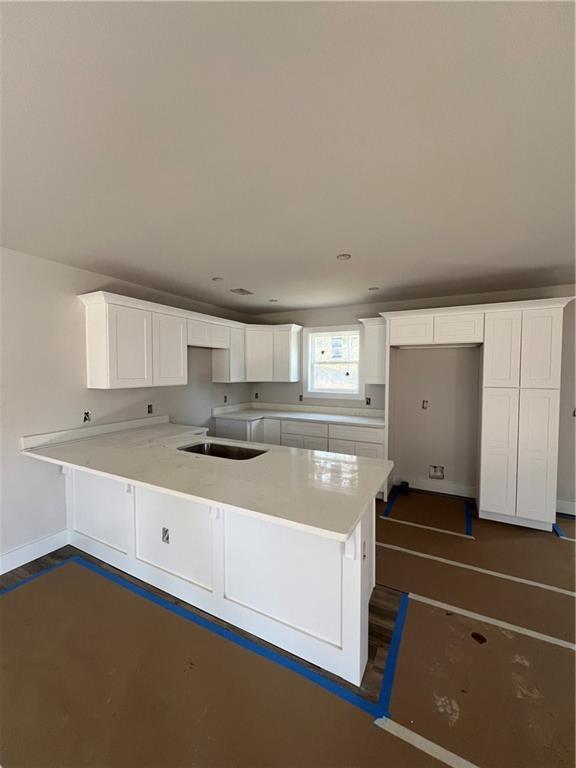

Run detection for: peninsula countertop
[[212, 408, 385, 428], [22, 423, 393, 541]]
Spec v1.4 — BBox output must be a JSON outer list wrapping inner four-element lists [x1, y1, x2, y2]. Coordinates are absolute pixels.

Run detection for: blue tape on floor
[[377, 591, 409, 718], [464, 500, 475, 537], [382, 485, 401, 518], [553, 523, 566, 539], [1, 554, 410, 720]]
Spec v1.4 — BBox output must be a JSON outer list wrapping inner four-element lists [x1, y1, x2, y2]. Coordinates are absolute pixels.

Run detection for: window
[[303, 327, 363, 399]]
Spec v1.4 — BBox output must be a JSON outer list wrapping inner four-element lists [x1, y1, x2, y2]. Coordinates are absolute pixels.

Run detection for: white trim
[[0, 530, 70, 575], [382, 517, 474, 540], [376, 542, 576, 596], [21, 415, 171, 450], [557, 500, 576, 517], [303, 326, 365, 401], [479, 510, 551, 532], [409, 593, 575, 651], [374, 718, 480, 768], [380, 296, 574, 320]]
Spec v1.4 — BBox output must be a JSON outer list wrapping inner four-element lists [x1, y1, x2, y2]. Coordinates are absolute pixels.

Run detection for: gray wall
[[0, 248, 250, 555]]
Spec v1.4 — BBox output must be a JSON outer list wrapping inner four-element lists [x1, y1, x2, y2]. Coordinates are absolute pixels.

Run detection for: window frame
[[302, 325, 365, 400]]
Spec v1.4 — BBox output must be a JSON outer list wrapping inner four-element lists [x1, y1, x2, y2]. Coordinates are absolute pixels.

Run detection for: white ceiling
[[1, 2, 573, 313]]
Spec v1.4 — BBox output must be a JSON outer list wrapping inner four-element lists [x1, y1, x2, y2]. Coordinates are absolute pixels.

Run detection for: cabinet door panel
[[302, 436, 329, 451], [361, 323, 386, 384], [479, 388, 519, 517], [186, 319, 211, 348], [516, 389, 560, 523], [328, 439, 356, 456], [354, 442, 384, 459], [153, 313, 187, 385], [521, 308, 563, 389], [389, 316, 434, 345], [280, 434, 304, 448], [135, 488, 213, 590], [483, 311, 521, 388], [245, 329, 274, 381], [73, 472, 131, 552], [434, 313, 484, 344], [210, 324, 231, 349], [109, 305, 153, 387]]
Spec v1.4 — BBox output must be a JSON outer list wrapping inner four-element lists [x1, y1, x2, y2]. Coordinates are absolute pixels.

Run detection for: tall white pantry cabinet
[[380, 298, 572, 531]]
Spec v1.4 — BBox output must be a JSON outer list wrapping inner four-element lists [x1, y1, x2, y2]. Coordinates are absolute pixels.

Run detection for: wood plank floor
[[0, 544, 402, 700]]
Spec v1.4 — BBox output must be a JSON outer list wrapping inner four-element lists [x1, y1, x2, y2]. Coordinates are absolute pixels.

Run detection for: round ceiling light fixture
[[336, 253, 352, 261], [368, 286, 380, 291], [268, 299, 279, 303], [211, 276, 224, 282]]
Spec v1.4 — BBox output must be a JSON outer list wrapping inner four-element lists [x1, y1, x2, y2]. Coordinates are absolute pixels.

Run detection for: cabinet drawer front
[[434, 313, 484, 344], [328, 439, 356, 455], [281, 434, 304, 448], [329, 424, 384, 444], [281, 420, 328, 437], [135, 488, 213, 590], [187, 319, 212, 347], [210, 324, 231, 349], [302, 436, 328, 451], [389, 316, 434, 345], [354, 442, 384, 459]]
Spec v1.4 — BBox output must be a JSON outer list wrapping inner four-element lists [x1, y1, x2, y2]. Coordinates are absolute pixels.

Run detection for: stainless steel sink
[[178, 442, 267, 460]]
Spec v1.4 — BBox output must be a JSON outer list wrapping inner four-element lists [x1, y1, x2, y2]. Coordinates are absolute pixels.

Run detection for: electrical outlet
[[162, 527, 170, 544], [83, 411, 91, 423], [422, 400, 429, 410], [147, 403, 153, 414], [429, 465, 445, 480], [224, 394, 228, 404], [299, 394, 303, 402], [254, 392, 259, 400], [365, 396, 371, 406]]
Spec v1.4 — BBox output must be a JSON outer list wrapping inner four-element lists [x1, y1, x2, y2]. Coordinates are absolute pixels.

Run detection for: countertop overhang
[[22, 423, 393, 541]]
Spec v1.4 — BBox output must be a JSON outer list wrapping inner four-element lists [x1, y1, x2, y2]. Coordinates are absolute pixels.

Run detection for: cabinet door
[[521, 308, 563, 389], [187, 319, 211, 348], [108, 304, 153, 388], [483, 311, 521, 388], [302, 436, 328, 451], [362, 323, 386, 384], [354, 442, 384, 459], [389, 316, 434, 345], [262, 419, 281, 444], [479, 388, 519, 517], [212, 327, 245, 383], [209, 324, 231, 349], [434, 313, 484, 344], [213, 419, 249, 441], [273, 329, 292, 381], [245, 328, 274, 381], [153, 313, 187, 386], [516, 389, 560, 523], [328, 439, 356, 456]]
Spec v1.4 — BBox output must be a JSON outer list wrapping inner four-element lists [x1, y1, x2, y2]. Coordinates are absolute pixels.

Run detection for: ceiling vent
[[230, 288, 254, 295]]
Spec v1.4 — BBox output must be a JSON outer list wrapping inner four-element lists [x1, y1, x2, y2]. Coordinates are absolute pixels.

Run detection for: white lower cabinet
[[71, 471, 132, 552], [329, 439, 384, 458], [251, 418, 281, 444], [281, 433, 304, 448], [516, 389, 560, 522], [135, 488, 213, 590], [479, 388, 519, 518]]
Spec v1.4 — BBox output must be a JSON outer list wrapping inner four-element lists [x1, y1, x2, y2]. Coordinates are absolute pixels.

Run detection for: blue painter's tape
[[382, 485, 401, 518], [553, 523, 566, 539], [2, 554, 413, 720], [377, 592, 409, 718], [464, 500, 475, 537]]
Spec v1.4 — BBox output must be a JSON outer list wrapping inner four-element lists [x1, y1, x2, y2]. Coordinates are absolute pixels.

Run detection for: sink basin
[[178, 442, 267, 460]]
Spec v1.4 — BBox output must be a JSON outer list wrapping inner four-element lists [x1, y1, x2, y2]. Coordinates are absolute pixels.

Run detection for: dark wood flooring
[[0, 544, 402, 700]]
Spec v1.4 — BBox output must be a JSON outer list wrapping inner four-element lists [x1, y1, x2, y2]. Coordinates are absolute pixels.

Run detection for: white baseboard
[[393, 475, 476, 499], [557, 500, 575, 517], [0, 530, 70, 575]]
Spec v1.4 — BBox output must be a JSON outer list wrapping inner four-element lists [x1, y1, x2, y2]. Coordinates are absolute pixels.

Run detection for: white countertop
[[213, 409, 385, 428], [23, 423, 393, 541]]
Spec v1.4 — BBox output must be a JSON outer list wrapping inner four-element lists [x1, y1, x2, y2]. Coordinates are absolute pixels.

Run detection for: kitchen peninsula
[[22, 417, 393, 685]]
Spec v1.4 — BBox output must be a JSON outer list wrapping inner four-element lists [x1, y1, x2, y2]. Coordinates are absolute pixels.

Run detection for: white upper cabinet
[[433, 313, 484, 344], [245, 325, 301, 382], [187, 319, 231, 349], [245, 327, 274, 381], [212, 327, 246, 383], [152, 313, 187, 386], [359, 319, 386, 384], [516, 389, 560, 522], [84, 302, 153, 389], [388, 315, 434, 346], [520, 308, 563, 389], [483, 311, 522, 388]]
